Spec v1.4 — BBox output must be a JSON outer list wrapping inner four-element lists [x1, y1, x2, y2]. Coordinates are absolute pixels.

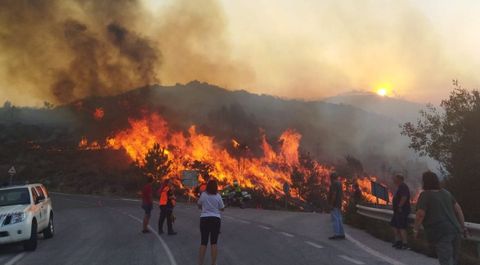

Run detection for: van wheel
[[43, 214, 54, 239], [24, 220, 37, 251]]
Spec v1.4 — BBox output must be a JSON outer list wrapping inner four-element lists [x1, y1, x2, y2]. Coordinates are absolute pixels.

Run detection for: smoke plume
[[0, 0, 249, 105]]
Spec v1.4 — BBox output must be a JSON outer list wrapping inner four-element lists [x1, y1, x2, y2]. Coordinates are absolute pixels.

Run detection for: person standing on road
[[141, 177, 154, 233], [158, 179, 177, 235], [197, 179, 225, 265], [390, 175, 411, 250], [328, 172, 345, 240], [414, 171, 469, 265]]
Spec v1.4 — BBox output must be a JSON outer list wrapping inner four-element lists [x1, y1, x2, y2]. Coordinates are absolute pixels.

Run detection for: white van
[[0, 184, 54, 251]]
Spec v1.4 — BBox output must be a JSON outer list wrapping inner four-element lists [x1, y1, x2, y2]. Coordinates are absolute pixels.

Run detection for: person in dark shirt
[[414, 171, 468, 265], [141, 177, 154, 233], [390, 175, 411, 249], [328, 172, 345, 240]]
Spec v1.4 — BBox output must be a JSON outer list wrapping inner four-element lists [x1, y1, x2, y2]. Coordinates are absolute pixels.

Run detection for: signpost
[[182, 170, 199, 203], [181, 170, 199, 188], [8, 166, 16, 185], [370, 181, 389, 205], [283, 182, 290, 209]]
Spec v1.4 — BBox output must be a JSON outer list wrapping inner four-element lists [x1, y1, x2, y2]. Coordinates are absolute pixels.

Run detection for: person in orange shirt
[[158, 179, 177, 235]]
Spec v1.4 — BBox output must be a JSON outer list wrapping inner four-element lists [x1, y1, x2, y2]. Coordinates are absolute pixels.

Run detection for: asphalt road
[[0, 193, 437, 265]]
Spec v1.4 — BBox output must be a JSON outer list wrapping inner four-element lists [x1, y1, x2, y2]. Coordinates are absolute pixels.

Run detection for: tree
[[290, 166, 307, 197], [335, 155, 364, 179], [43, 101, 55, 109], [290, 153, 329, 210], [3, 101, 12, 109], [188, 160, 213, 181], [140, 143, 172, 182], [401, 82, 480, 221]]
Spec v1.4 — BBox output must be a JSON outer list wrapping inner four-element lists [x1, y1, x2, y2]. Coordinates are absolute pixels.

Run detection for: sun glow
[[376, 88, 388, 97]]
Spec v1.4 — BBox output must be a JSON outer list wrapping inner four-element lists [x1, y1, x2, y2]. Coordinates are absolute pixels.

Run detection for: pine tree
[[141, 143, 172, 182]]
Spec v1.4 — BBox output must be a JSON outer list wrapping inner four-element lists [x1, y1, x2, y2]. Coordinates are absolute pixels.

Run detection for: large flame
[[101, 113, 330, 197], [79, 113, 397, 203]]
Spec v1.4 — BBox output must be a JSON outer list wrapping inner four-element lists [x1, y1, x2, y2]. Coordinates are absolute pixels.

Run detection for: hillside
[[0, 81, 431, 190], [324, 91, 425, 123], [70, 81, 430, 179]]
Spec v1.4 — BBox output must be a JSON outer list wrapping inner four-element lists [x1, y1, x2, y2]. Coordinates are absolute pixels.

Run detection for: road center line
[[258, 225, 271, 230], [279, 231, 294, 237], [126, 214, 178, 265], [237, 219, 251, 224], [339, 255, 365, 265], [121, 198, 141, 202], [304, 241, 324, 249], [4, 253, 25, 265]]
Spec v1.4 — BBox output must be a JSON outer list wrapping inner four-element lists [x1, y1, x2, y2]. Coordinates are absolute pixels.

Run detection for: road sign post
[[8, 166, 16, 185], [370, 181, 389, 205], [283, 182, 290, 209], [182, 170, 199, 203]]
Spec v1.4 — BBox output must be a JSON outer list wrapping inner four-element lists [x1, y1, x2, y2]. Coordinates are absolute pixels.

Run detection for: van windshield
[[0, 188, 31, 206]]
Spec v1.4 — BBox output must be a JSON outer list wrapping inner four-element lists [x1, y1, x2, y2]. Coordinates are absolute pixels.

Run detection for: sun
[[376, 88, 388, 97]]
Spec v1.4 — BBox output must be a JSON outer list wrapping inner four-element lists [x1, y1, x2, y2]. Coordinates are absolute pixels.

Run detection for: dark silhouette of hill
[[69, 81, 430, 179], [0, 81, 431, 185], [324, 91, 424, 123]]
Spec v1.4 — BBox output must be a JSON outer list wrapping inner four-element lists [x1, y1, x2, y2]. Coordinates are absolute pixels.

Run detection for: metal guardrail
[[356, 204, 480, 243]]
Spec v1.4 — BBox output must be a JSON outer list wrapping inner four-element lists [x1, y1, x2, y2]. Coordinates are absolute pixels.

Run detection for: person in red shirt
[[141, 177, 154, 233]]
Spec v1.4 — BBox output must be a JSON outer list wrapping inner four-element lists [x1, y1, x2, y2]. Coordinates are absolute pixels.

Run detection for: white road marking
[[121, 198, 141, 202], [4, 253, 25, 265], [237, 219, 251, 224], [345, 234, 408, 265], [339, 255, 365, 265], [304, 241, 324, 249], [126, 214, 178, 265], [57, 197, 96, 206], [279, 231, 294, 237], [258, 225, 271, 230]]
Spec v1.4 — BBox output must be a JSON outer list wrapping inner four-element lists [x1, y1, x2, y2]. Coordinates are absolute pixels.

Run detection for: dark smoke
[[50, 19, 159, 103], [0, 0, 160, 103], [0, 0, 252, 106]]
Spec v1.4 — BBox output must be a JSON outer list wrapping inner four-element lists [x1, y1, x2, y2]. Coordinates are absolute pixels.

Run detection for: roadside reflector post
[[8, 166, 16, 185]]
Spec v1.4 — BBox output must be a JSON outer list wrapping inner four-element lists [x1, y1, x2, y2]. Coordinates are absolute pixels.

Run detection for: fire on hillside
[[78, 110, 393, 205]]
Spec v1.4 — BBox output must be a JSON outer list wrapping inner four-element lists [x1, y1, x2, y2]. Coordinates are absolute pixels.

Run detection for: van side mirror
[[35, 195, 45, 204]]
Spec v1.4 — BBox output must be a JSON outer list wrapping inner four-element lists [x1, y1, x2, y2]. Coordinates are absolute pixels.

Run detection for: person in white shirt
[[197, 179, 225, 265]]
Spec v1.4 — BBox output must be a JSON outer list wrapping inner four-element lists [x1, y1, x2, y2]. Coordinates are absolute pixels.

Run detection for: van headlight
[[9, 212, 26, 225]]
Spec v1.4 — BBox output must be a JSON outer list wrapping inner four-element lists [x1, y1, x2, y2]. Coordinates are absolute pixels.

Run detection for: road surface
[[0, 193, 437, 265]]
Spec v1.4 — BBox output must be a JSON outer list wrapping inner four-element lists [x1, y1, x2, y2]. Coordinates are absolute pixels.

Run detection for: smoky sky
[[0, 0, 250, 105], [1, 0, 479, 105]]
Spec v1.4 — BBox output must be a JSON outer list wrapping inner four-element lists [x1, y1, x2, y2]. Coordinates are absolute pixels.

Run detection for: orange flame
[[78, 137, 103, 150], [103, 113, 332, 197], [78, 113, 402, 203], [356, 177, 390, 205], [93, 108, 105, 121], [231, 139, 240, 149]]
